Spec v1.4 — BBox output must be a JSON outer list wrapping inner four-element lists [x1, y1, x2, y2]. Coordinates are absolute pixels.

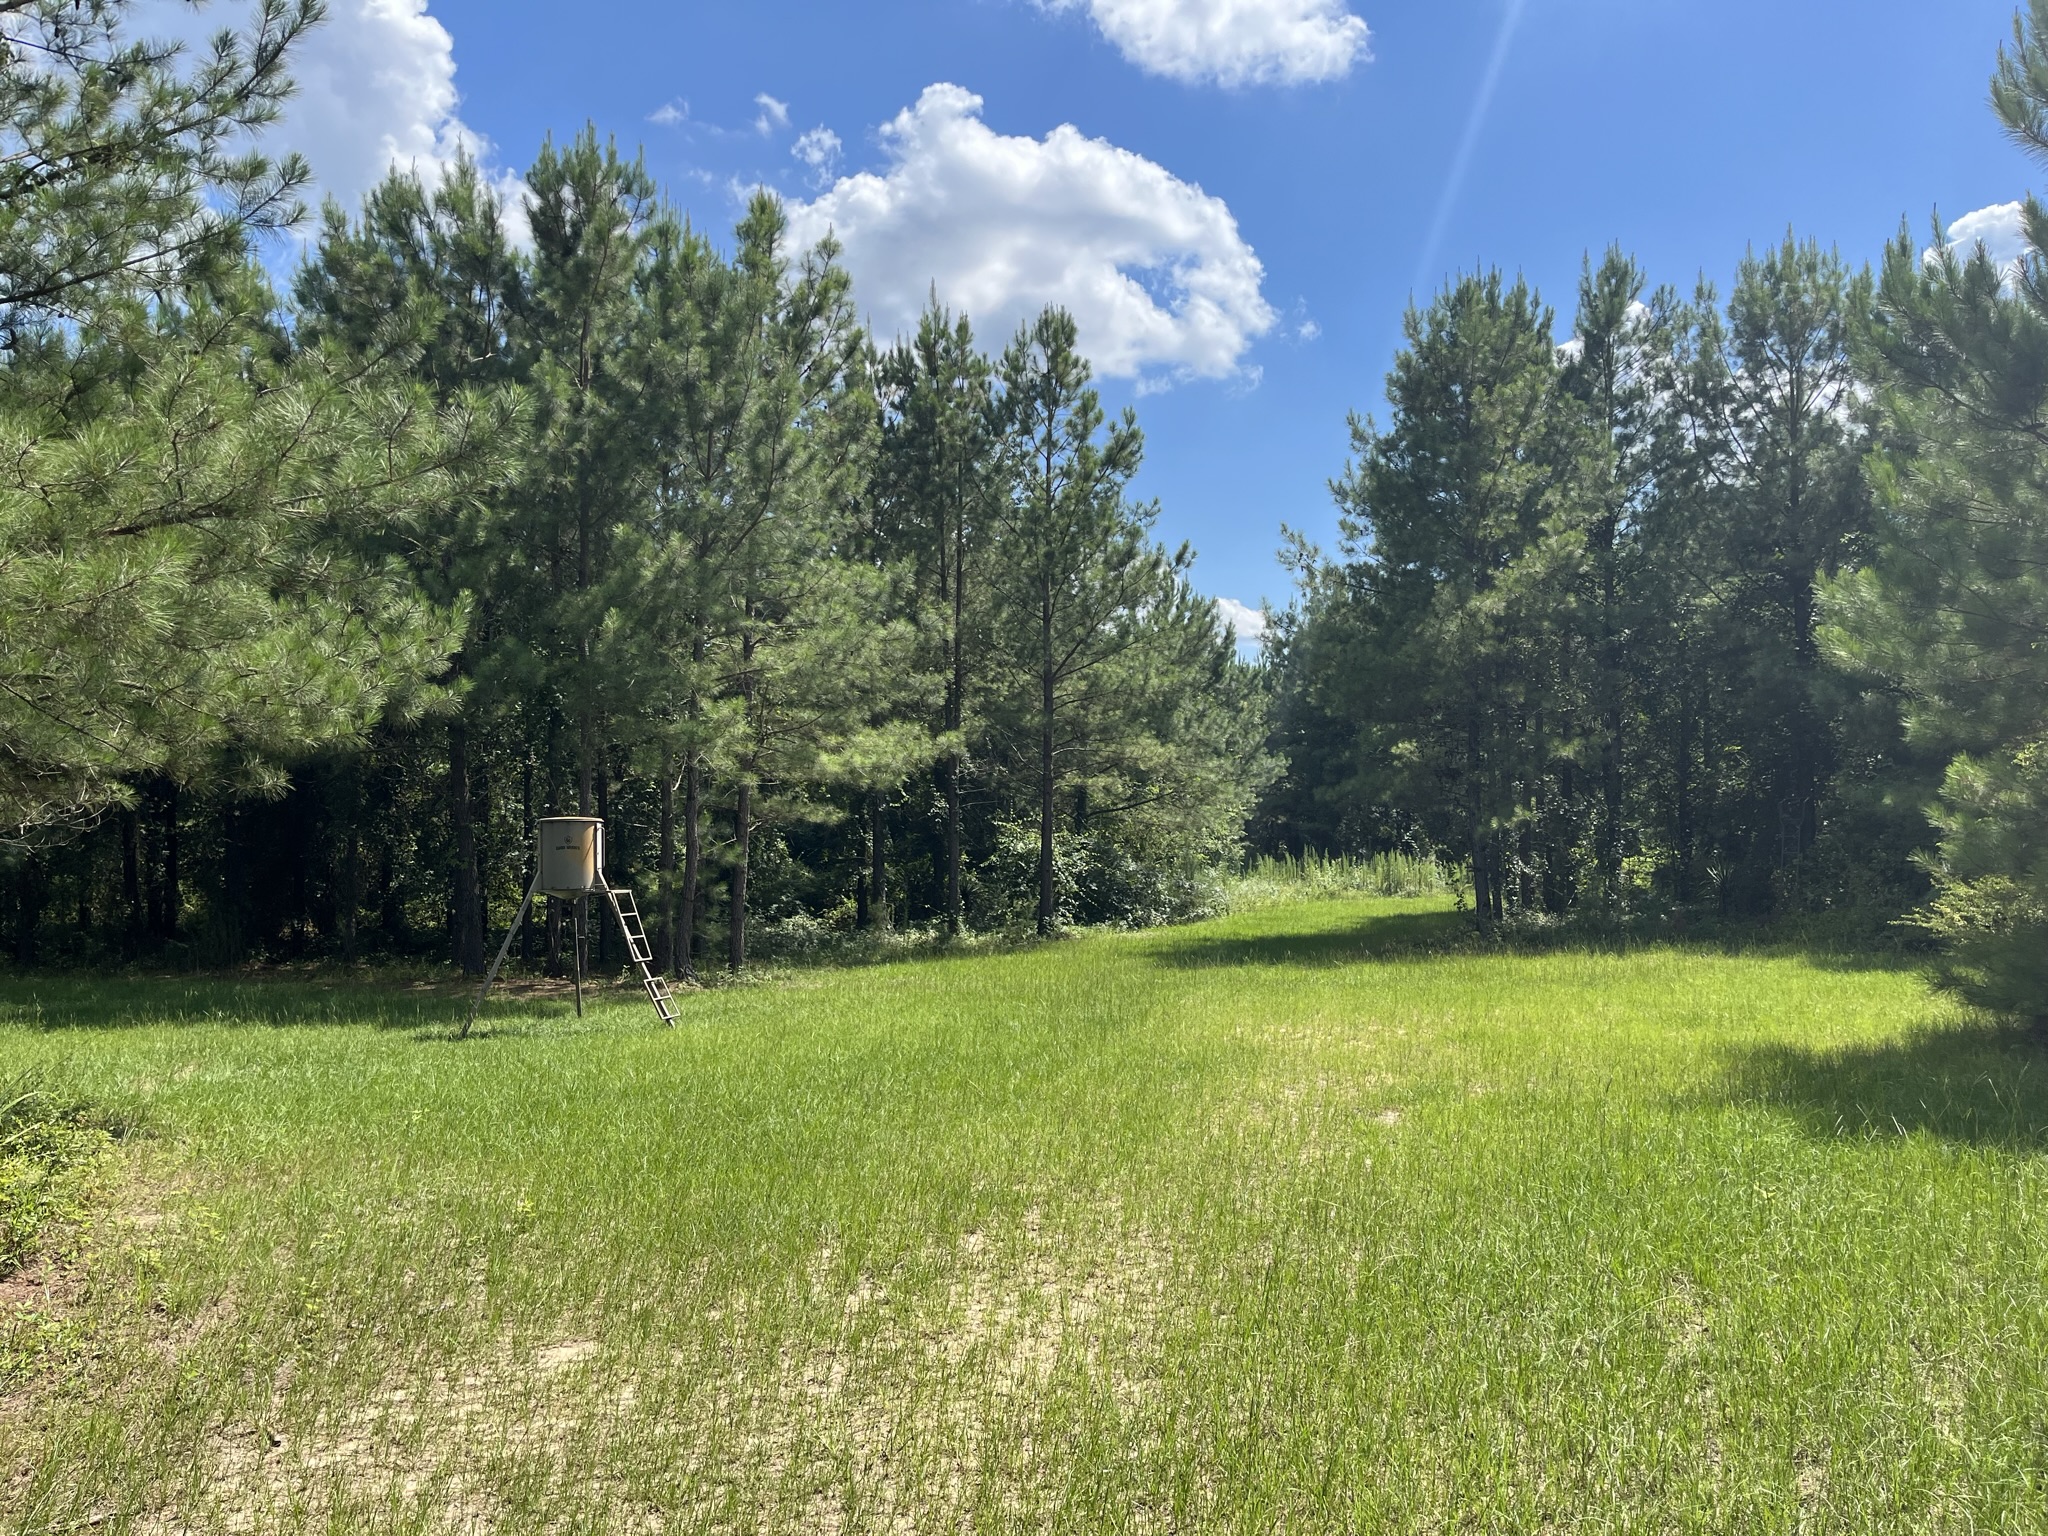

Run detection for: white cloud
[[783, 84, 1275, 384], [140, 0, 524, 233], [649, 100, 689, 127], [755, 93, 791, 135], [1215, 597, 1268, 645], [792, 126, 843, 185], [1297, 318, 1321, 342], [1932, 201, 2031, 278], [1041, 0, 1370, 86]]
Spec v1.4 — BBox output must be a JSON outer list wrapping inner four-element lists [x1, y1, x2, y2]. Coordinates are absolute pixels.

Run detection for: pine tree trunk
[[579, 714, 595, 817], [1037, 605, 1056, 937], [341, 774, 361, 965], [519, 748, 535, 967], [376, 841, 399, 948], [451, 719, 484, 976], [595, 770, 611, 970], [162, 781, 181, 940], [729, 785, 751, 973], [13, 857, 38, 967], [1674, 704, 1695, 906], [855, 808, 871, 932], [545, 724, 564, 974], [1599, 514, 1624, 908], [680, 749, 702, 982], [144, 780, 165, 940], [121, 806, 143, 955], [731, 622, 757, 972], [946, 506, 967, 936], [657, 756, 676, 977], [1789, 568, 1820, 856], [869, 792, 889, 932], [220, 803, 243, 963], [1467, 708, 1491, 926]]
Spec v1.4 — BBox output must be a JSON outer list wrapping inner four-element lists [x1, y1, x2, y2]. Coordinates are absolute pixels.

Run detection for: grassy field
[[4, 896, 2048, 1533]]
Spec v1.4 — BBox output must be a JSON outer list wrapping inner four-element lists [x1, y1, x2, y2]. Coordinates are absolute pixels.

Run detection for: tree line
[[1261, 241, 1896, 923], [16, 0, 2048, 1032], [1259, 0, 2048, 1022], [0, 0, 1269, 975]]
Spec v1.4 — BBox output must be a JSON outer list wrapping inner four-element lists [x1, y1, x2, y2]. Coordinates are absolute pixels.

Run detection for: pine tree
[[0, 0, 316, 339], [514, 128, 657, 973], [1327, 273, 1589, 921], [1705, 237, 1873, 884], [1561, 250, 1672, 909], [293, 158, 529, 974], [992, 308, 1172, 936], [1828, 0, 2048, 1022], [874, 303, 999, 934], [0, 0, 512, 842]]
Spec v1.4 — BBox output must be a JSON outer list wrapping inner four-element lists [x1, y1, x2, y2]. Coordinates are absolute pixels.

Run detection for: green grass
[[1228, 850, 1454, 909], [4, 896, 2048, 1533]]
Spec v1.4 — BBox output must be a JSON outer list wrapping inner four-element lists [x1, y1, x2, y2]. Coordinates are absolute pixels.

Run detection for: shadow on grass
[[1149, 908, 1477, 969], [1150, 904, 1923, 975], [0, 973, 633, 1035], [1722, 1019, 2048, 1150]]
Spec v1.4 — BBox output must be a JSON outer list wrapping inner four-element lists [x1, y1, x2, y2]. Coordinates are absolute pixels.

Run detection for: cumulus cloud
[[649, 99, 689, 127], [784, 85, 1275, 384], [1931, 201, 2032, 278], [1041, 0, 1370, 86], [139, 0, 522, 231], [755, 93, 792, 135], [1215, 597, 1268, 645], [792, 126, 843, 185]]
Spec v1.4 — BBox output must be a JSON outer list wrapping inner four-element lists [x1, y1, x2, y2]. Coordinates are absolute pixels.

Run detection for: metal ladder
[[603, 882, 680, 1027]]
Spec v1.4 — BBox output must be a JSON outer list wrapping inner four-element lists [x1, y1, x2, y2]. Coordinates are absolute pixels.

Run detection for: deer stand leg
[[572, 897, 587, 1018], [464, 872, 540, 1040]]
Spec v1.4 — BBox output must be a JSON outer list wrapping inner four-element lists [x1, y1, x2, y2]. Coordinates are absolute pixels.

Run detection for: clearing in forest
[[5, 896, 2047, 1532]]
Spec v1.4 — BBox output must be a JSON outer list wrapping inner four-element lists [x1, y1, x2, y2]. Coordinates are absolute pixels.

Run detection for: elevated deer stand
[[463, 816, 678, 1037]]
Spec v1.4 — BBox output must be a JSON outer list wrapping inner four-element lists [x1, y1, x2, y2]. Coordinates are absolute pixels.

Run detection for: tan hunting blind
[[463, 816, 679, 1036], [538, 816, 602, 899]]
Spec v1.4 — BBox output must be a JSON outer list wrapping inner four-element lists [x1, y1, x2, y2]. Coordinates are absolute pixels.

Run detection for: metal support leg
[[464, 870, 540, 1039], [572, 896, 586, 1018]]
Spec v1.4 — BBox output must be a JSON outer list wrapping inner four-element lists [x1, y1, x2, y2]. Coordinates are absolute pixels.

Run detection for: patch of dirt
[[1655, 1274, 1712, 1362], [0, 1259, 78, 1315], [122, 1209, 1179, 1534], [705, 1209, 1177, 1534], [536, 1339, 599, 1370], [1794, 1455, 1831, 1529]]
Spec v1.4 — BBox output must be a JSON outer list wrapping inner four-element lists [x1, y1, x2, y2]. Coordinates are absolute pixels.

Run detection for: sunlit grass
[[5, 895, 2047, 1532], [1228, 849, 1454, 909]]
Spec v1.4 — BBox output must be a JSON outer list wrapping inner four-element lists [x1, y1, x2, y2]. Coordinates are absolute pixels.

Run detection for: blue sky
[[240, 0, 2034, 636]]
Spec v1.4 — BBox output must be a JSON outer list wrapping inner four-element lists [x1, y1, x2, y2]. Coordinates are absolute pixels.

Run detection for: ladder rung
[[604, 884, 681, 1026]]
